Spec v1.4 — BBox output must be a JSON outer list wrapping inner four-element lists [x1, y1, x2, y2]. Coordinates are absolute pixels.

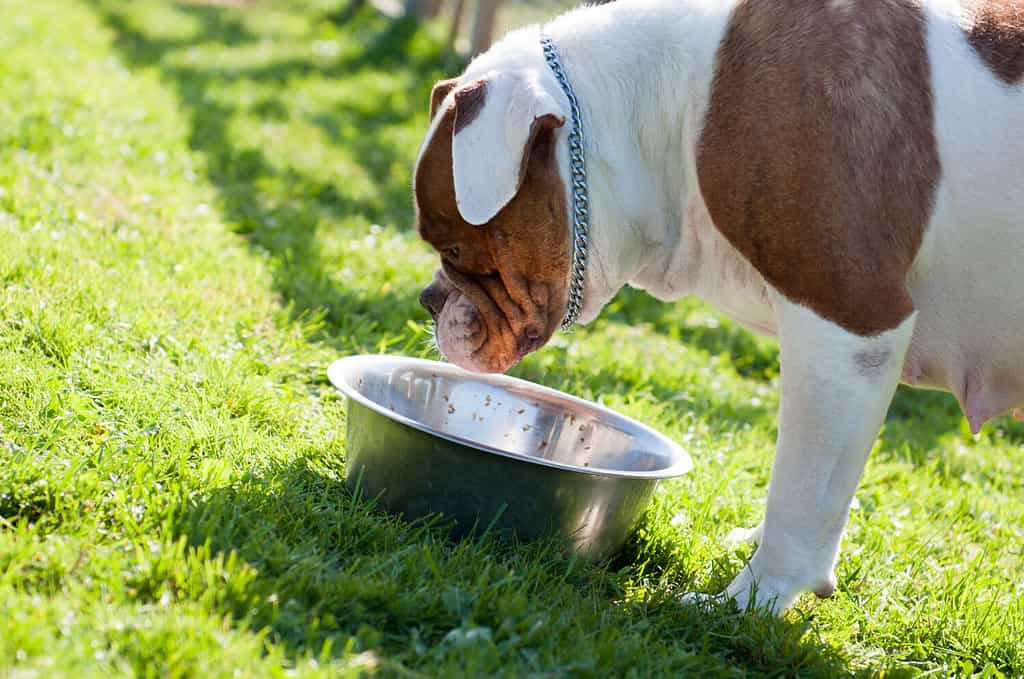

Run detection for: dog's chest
[[634, 194, 778, 337]]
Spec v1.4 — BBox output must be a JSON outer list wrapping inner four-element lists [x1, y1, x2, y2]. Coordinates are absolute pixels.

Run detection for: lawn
[[0, 0, 1021, 676]]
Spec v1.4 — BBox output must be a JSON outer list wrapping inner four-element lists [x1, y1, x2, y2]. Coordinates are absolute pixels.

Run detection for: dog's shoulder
[[696, 0, 940, 336]]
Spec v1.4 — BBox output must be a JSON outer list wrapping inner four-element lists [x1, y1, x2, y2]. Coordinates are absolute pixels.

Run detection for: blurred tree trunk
[[447, 0, 467, 50], [469, 0, 500, 55], [405, 0, 443, 18]]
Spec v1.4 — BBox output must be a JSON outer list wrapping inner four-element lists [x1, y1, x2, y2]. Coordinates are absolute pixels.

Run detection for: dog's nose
[[419, 284, 447, 319]]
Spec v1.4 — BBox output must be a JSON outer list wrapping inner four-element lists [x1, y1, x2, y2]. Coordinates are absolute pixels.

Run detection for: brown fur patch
[[414, 98, 569, 370], [430, 78, 459, 119], [453, 80, 487, 134], [965, 0, 1024, 84], [697, 0, 941, 336]]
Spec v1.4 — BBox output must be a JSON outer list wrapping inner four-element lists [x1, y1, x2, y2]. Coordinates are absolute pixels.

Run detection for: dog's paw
[[681, 575, 793, 616], [725, 522, 763, 546], [679, 591, 720, 610], [683, 565, 836, 616], [722, 568, 801, 614]]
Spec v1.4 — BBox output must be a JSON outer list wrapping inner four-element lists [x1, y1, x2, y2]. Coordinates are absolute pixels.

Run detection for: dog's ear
[[430, 78, 459, 119], [450, 75, 565, 225]]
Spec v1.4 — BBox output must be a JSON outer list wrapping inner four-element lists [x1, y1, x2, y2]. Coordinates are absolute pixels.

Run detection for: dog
[[412, 0, 1024, 612]]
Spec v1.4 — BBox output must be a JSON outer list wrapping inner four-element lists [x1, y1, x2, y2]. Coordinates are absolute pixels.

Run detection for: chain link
[[540, 34, 590, 332]]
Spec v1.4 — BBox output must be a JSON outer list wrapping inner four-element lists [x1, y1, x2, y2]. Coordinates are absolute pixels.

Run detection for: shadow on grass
[[515, 348, 777, 436], [89, 0, 461, 343], [171, 457, 873, 676], [602, 287, 782, 382]]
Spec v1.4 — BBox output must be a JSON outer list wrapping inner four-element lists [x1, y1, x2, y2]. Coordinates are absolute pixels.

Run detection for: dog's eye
[[443, 246, 461, 260]]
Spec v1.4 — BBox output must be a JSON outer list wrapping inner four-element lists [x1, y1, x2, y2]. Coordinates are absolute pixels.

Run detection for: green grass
[[1, 0, 1022, 676]]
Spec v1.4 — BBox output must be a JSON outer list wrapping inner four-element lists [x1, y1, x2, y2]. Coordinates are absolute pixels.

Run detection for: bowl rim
[[327, 354, 693, 479]]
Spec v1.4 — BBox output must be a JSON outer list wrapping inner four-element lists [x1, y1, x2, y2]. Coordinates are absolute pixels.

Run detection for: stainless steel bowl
[[328, 355, 692, 560]]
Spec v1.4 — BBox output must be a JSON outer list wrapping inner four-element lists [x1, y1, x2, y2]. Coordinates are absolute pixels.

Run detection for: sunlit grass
[[1, 0, 1021, 676]]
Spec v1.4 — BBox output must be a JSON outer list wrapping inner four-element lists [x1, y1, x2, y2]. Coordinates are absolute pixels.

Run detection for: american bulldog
[[412, 0, 1024, 612]]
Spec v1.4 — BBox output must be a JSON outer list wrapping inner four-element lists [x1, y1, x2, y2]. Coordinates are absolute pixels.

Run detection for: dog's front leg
[[717, 295, 916, 613]]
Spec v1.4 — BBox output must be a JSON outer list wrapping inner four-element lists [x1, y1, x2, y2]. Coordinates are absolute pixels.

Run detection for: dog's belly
[[903, 5, 1024, 428], [905, 199, 1024, 428], [905, 210, 1024, 429]]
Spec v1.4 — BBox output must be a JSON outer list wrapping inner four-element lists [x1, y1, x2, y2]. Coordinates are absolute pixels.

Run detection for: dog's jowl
[[412, 0, 1024, 613]]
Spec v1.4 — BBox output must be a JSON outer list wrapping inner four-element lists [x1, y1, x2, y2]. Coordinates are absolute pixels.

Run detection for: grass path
[[0, 0, 1021, 676]]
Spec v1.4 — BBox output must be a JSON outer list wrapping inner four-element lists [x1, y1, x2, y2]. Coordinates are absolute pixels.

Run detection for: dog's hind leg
[[698, 294, 916, 613]]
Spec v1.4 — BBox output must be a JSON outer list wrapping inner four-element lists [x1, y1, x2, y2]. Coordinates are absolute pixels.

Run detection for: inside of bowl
[[341, 358, 681, 475]]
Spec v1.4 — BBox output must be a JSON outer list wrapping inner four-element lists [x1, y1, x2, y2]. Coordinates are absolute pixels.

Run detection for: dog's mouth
[[422, 270, 560, 373]]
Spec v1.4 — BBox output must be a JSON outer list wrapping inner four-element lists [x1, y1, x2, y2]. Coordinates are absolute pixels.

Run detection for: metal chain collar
[[540, 34, 590, 332]]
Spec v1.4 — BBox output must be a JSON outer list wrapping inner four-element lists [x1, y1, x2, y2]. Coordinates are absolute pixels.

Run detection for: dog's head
[[414, 73, 571, 373]]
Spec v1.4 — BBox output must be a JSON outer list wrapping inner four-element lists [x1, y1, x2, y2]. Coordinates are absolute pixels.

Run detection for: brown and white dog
[[413, 0, 1024, 612]]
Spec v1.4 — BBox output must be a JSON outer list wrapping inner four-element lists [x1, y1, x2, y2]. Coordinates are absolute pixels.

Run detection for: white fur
[[542, 0, 753, 325], [420, 0, 1024, 612], [450, 72, 566, 225]]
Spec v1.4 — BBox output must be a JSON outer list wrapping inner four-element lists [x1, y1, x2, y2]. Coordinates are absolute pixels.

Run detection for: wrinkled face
[[414, 77, 570, 373]]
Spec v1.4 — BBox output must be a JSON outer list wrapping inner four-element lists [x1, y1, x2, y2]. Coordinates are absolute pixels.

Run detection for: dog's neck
[[541, 0, 736, 322]]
